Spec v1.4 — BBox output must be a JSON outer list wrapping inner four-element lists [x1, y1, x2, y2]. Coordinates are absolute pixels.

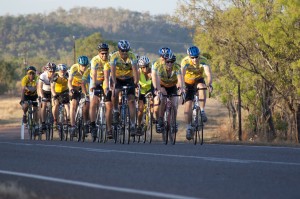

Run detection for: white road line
[[0, 169, 200, 199], [1, 141, 300, 166]]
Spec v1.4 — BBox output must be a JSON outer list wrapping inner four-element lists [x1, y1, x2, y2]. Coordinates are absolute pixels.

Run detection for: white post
[[21, 123, 25, 140]]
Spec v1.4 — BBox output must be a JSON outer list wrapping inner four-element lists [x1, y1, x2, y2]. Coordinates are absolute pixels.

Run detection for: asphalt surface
[[1, 127, 300, 199]]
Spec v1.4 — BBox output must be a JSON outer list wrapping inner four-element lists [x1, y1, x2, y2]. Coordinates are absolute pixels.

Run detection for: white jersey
[[39, 72, 51, 92]]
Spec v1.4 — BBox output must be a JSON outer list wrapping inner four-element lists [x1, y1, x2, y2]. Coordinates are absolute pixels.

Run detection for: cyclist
[[110, 40, 138, 136], [81, 65, 91, 136], [181, 46, 213, 140], [20, 66, 39, 130], [152, 47, 172, 129], [154, 52, 184, 133], [89, 43, 113, 139], [68, 55, 89, 136], [136, 56, 152, 136], [50, 64, 70, 130], [38, 62, 56, 132]]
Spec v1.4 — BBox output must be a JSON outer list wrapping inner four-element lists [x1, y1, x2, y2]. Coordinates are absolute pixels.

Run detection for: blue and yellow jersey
[[21, 75, 39, 96], [69, 63, 86, 87], [109, 51, 137, 79], [52, 73, 68, 93], [157, 63, 181, 88], [181, 55, 208, 85], [90, 55, 110, 82]]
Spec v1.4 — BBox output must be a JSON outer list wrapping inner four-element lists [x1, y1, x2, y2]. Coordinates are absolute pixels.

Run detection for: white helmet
[[138, 56, 150, 67]]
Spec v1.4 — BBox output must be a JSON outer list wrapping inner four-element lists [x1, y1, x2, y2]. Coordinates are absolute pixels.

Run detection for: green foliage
[[174, 0, 300, 141], [0, 60, 19, 94]]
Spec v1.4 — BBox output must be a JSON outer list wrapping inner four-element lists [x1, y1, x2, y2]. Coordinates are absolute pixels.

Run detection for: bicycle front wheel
[[144, 109, 153, 144], [169, 108, 177, 145]]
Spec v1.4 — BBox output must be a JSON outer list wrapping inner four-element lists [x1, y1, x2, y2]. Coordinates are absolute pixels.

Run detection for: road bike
[[25, 100, 40, 140], [160, 93, 184, 145], [94, 88, 107, 143]]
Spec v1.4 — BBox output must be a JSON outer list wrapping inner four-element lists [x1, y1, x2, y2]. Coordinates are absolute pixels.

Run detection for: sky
[[0, 0, 180, 16]]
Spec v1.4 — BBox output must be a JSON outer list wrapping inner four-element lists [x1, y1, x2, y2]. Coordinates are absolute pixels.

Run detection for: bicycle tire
[[121, 106, 131, 144], [27, 107, 33, 140], [169, 108, 176, 145], [163, 111, 168, 145], [98, 106, 107, 143], [144, 109, 153, 144]]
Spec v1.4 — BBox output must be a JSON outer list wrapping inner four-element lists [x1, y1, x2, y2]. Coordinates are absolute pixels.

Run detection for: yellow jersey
[[181, 55, 209, 85], [90, 55, 109, 82], [69, 63, 85, 87], [138, 69, 152, 94], [52, 73, 68, 93], [152, 58, 164, 72], [109, 51, 137, 79], [21, 75, 39, 96], [157, 63, 181, 88]]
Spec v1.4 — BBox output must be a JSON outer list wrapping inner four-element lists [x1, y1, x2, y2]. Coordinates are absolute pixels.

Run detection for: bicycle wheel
[[163, 111, 169, 145], [144, 109, 153, 143], [169, 108, 176, 145], [98, 106, 107, 143], [199, 110, 204, 145], [121, 106, 131, 144], [193, 108, 198, 145], [27, 108, 33, 140]]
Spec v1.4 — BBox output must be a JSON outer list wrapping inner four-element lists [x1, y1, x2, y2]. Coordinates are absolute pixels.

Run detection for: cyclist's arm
[[203, 64, 212, 86], [132, 63, 138, 85], [50, 82, 56, 97], [104, 69, 110, 92], [38, 80, 44, 98], [81, 79, 88, 96], [177, 73, 184, 91], [68, 75, 74, 92], [20, 86, 26, 102], [90, 67, 96, 89]]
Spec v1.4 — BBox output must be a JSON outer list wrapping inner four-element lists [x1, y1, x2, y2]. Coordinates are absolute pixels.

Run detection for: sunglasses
[[166, 61, 174, 64], [120, 50, 129, 53], [28, 72, 35, 75], [190, 56, 199, 59], [100, 52, 108, 55]]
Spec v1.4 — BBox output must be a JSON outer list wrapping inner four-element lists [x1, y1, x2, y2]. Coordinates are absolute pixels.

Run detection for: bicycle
[[94, 88, 107, 143], [141, 92, 154, 144], [24, 100, 40, 140], [113, 85, 133, 144], [70, 96, 84, 142], [191, 87, 208, 145], [41, 98, 54, 141], [159, 93, 184, 145], [57, 101, 69, 141]]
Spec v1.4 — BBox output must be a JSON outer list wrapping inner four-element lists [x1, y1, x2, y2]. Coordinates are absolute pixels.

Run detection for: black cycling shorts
[[185, 78, 206, 101]]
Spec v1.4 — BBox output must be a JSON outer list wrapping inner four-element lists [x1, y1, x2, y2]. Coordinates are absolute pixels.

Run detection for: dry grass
[[0, 96, 23, 127], [0, 182, 39, 199]]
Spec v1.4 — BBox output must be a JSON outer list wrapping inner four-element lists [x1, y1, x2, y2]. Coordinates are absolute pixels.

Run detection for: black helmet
[[97, 43, 109, 51]]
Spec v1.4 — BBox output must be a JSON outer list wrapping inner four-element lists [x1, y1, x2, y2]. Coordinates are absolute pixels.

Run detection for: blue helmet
[[57, 64, 68, 71], [118, 40, 130, 51], [187, 46, 200, 57], [78, 56, 89, 66], [186, 46, 200, 57], [158, 47, 172, 57]]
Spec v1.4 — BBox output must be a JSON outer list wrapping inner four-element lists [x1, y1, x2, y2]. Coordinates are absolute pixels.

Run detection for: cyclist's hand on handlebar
[[207, 84, 213, 93], [42, 97, 48, 102], [90, 87, 95, 92]]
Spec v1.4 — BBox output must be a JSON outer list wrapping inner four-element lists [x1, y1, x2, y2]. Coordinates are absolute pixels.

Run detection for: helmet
[[118, 40, 130, 51], [158, 47, 172, 57], [187, 46, 200, 57], [26, 66, 36, 72], [138, 56, 150, 67], [45, 62, 56, 72], [78, 56, 89, 66], [57, 64, 67, 71], [165, 53, 176, 62], [97, 43, 109, 51]]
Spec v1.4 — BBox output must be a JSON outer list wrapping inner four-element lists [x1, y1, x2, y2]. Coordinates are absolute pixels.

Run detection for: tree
[[174, 0, 300, 142]]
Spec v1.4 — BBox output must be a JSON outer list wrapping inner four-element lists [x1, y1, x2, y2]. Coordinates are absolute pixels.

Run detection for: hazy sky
[[0, 0, 180, 16]]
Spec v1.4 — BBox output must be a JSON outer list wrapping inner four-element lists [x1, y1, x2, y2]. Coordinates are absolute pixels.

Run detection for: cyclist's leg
[[112, 79, 122, 122], [69, 92, 78, 128], [137, 99, 144, 126], [184, 83, 195, 140], [22, 97, 29, 123], [52, 97, 59, 128], [105, 91, 113, 136], [197, 79, 208, 122]]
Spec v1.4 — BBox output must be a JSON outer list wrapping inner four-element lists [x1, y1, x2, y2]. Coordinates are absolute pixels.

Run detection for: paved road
[[0, 128, 300, 199]]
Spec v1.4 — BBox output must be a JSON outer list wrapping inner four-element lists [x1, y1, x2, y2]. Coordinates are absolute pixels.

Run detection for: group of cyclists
[[20, 39, 213, 142]]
